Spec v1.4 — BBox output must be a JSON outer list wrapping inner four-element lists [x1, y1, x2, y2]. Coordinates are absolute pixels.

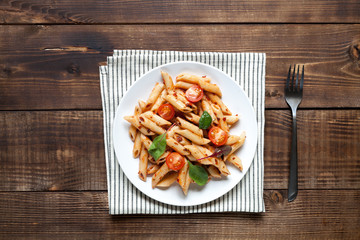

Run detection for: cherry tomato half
[[166, 152, 185, 171], [185, 85, 204, 103], [157, 103, 175, 120], [208, 127, 228, 146]]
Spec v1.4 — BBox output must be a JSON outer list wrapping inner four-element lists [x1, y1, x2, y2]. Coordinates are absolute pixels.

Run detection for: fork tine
[[286, 65, 291, 90], [300, 65, 304, 91], [296, 65, 299, 91], [291, 65, 296, 91]]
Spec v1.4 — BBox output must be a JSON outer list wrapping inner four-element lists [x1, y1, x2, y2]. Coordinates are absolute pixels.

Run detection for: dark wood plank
[[0, 111, 107, 191], [0, 190, 359, 239], [0, 24, 359, 110], [1, 110, 359, 191], [1, 0, 360, 24]]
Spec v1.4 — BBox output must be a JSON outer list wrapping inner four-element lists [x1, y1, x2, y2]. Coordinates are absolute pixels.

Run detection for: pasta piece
[[226, 135, 241, 145], [164, 94, 192, 113], [152, 163, 172, 188], [184, 112, 200, 124], [147, 164, 160, 175], [132, 131, 141, 158], [144, 83, 165, 111], [141, 111, 172, 127], [139, 144, 148, 181], [166, 137, 190, 155], [134, 104, 142, 116], [150, 89, 167, 112], [228, 154, 243, 171], [197, 145, 230, 176], [175, 129, 210, 145], [177, 161, 190, 195], [225, 115, 239, 125], [174, 89, 197, 112], [166, 125, 179, 139], [174, 81, 193, 89], [224, 131, 246, 161], [124, 115, 155, 136], [138, 100, 147, 112], [157, 171, 179, 188], [206, 92, 232, 115], [201, 98, 218, 124], [199, 79, 222, 97], [211, 103, 229, 132], [206, 165, 221, 178], [161, 71, 174, 92], [129, 126, 137, 142], [138, 116, 166, 135], [173, 133, 191, 146], [176, 73, 211, 83], [176, 117, 203, 136]]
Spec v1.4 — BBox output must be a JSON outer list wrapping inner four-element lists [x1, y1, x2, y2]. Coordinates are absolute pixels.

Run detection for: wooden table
[[1, 1, 359, 239]]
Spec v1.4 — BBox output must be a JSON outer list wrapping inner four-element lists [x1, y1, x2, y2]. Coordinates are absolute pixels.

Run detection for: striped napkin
[[99, 50, 266, 214]]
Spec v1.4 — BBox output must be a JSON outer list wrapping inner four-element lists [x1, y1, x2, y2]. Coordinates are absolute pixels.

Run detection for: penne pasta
[[161, 71, 174, 92], [144, 83, 165, 111], [174, 89, 197, 112], [164, 94, 193, 113], [166, 137, 190, 155], [226, 135, 241, 145], [126, 71, 247, 195], [129, 125, 137, 142], [139, 144, 148, 181], [224, 131, 246, 161], [176, 117, 203, 136], [133, 131, 142, 158], [174, 81, 193, 89], [177, 161, 190, 195], [124, 115, 155, 136], [175, 129, 210, 145], [206, 92, 232, 115], [150, 89, 167, 112], [206, 165, 221, 178], [184, 112, 200, 124], [176, 73, 211, 84], [199, 79, 222, 97], [157, 171, 179, 188], [152, 162, 172, 188], [211, 103, 229, 132], [138, 116, 166, 135], [147, 164, 160, 175], [227, 154, 243, 171], [173, 133, 192, 146], [141, 111, 172, 127], [138, 100, 147, 113], [201, 98, 218, 124], [225, 115, 239, 125]]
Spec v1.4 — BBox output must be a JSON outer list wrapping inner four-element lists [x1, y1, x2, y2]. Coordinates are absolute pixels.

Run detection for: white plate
[[113, 61, 257, 206]]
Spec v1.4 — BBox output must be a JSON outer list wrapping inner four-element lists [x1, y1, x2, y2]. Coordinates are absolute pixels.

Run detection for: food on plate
[[124, 71, 246, 195]]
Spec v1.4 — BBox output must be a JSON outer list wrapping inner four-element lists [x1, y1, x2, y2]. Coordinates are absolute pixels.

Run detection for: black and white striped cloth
[[99, 50, 266, 214]]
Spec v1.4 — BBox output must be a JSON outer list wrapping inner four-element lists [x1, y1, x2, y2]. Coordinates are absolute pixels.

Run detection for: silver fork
[[284, 65, 304, 202]]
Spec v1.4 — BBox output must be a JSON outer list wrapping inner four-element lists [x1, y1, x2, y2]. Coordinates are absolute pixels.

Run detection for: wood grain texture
[[0, 111, 107, 191], [0, 190, 359, 239], [1, 0, 360, 24], [0, 24, 359, 110], [1, 110, 359, 191]]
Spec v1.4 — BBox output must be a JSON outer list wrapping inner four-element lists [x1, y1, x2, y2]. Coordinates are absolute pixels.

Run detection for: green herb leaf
[[199, 111, 212, 129], [148, 133, 166, 161], [188, 161, 208, 186]]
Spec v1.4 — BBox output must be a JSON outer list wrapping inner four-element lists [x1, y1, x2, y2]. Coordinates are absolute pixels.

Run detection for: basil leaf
[[199, 111, 212, 129], [188, 161, 208, 186], [148, 133, 166, 161]]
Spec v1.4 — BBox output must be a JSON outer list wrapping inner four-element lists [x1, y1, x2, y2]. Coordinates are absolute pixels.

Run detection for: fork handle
[[288, 110, 298, 202]]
